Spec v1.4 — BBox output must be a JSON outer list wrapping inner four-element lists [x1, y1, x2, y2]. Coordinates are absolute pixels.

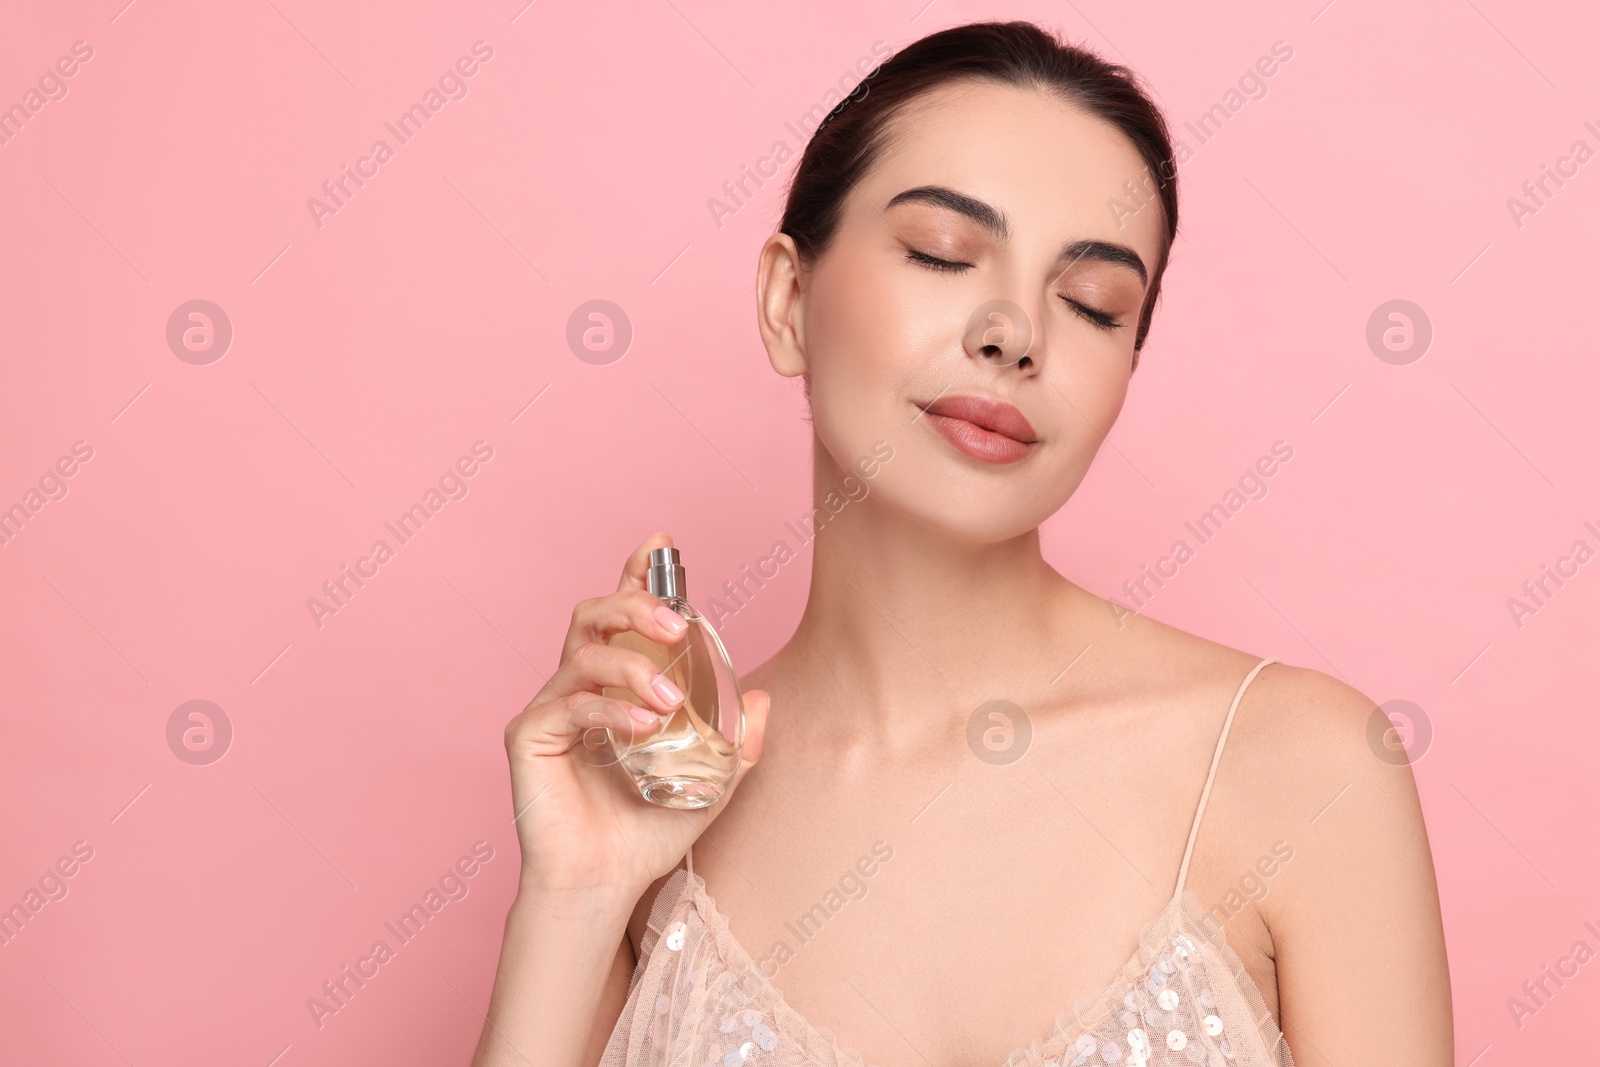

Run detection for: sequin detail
[[599, 658, 1295, 1067], [603, 858, 1294, 1067]]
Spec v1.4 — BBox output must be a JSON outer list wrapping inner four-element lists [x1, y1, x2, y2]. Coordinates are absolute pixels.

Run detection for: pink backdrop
[[2, 0, 1595, 1063]]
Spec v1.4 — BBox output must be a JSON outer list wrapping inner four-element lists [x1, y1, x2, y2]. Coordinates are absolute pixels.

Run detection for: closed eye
[[906, 249, 971, 272], [909, 248, 1124, 331], [1061, 296, 1125, 331]]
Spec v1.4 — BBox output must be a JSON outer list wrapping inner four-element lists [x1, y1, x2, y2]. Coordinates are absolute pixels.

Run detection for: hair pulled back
[[779, 21, 1180, 355]]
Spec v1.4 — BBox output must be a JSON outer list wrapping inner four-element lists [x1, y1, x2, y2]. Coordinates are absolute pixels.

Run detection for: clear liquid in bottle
[[603, 549, 745, 809]]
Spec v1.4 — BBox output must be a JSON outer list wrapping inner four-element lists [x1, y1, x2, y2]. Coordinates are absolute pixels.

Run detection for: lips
[[917, 394, 1038, 465]]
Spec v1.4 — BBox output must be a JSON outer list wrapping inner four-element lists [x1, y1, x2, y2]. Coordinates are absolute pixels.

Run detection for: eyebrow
[[884, 184, 1149, 287]]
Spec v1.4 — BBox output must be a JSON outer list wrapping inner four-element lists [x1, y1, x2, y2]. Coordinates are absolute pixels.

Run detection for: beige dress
[[600, 658, 1294, 1067]]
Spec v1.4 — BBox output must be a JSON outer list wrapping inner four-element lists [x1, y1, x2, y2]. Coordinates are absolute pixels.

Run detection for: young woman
[[472, 21, 1452, 1067]]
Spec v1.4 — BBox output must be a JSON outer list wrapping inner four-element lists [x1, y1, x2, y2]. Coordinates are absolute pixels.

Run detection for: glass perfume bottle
[[603, 547, 746, 809]]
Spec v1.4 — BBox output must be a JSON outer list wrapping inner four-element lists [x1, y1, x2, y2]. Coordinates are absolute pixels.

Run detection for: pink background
[[1, 0, 1595, 1063]]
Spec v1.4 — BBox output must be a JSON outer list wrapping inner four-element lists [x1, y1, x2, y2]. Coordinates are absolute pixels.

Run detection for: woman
[[472, 21, 1452, 1067]]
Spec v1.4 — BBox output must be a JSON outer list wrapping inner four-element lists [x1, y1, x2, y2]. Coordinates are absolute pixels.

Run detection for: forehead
[[858, 78, 1167, 263]]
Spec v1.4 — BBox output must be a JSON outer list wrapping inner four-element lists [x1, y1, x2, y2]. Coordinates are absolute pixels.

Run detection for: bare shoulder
[[1221, 657, 1428, 840], [1184, 645, 1443, 964], [1105, 621, 1452, 1056], [1107, 605, 1420, 821], [1102, 605, 1434, 896], [1118, 611, 1448, 1030]]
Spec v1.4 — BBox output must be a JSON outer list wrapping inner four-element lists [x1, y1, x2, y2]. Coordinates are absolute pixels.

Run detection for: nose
[[964, 298, 1039, 372]]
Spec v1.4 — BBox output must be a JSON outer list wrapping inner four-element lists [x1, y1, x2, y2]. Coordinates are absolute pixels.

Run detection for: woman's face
[[765, 79, 1169, 542]]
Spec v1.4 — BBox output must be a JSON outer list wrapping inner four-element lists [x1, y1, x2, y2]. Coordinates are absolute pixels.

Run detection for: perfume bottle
[[603, 547, 746, 809]]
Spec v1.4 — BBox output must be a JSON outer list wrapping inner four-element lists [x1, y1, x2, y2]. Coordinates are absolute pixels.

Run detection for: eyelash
[[905, 250, 1125, 332]]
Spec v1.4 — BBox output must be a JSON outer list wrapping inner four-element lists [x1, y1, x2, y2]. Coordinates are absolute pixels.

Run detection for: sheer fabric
[[599, 658, 1292, 1067]]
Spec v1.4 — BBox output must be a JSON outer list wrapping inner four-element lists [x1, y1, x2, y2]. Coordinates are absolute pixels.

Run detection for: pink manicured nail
[[651, 673, 685, 705], [629, 705, 661, 727], [653, 605, 687, 634]]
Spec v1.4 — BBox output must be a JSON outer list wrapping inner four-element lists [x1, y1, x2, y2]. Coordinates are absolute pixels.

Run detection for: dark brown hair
[[779, 21, 1180, 358]]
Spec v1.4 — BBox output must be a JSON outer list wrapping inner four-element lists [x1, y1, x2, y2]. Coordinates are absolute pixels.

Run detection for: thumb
[[731, 688, 770, 783], [695, 690, 768, 830]]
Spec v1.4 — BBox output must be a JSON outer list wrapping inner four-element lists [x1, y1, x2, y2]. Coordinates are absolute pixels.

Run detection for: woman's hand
[[502, 531, 769, 908]]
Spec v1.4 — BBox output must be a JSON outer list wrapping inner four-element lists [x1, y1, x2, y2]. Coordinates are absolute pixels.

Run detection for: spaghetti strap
[[1171, 656, 1278, 901], [606, 656, 1304, 1067]]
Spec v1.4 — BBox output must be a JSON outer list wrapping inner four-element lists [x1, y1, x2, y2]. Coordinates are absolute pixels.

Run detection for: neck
[[779, 437, 1088, 733]]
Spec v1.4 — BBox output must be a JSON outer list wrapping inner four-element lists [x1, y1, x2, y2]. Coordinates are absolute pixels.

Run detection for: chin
[[812, 407, 1081, 541], [867, 460, 1073, 544]]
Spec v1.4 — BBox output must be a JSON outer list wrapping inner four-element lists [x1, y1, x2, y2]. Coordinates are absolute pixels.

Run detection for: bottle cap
[[647, 546, 685, 600]]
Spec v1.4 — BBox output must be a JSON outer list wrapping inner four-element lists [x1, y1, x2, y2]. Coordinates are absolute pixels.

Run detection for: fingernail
[[653, 605, 688, 634], [630, 705, 661, 727], [651, 673, 685, 705]]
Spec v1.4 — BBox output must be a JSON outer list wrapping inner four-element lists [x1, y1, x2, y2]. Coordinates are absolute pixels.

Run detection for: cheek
[[1073, 361, 1131, 427], [803, 256, 940, 457], [1040, 340, 1133, 478], [1053, 322, 1133, 416]]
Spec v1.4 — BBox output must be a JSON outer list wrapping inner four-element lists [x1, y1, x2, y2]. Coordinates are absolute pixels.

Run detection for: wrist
[[511, 878, 640, 927]]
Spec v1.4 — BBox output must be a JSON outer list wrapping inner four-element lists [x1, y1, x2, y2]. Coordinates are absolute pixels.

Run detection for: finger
[[515, 693, 660, 757], [565, 694, 663, 742], [678, 689, 768, 829], [541, 641, 688, 714], [564, 588, 690, 662], [726, 688, 771, 787], [616, 531, 675, 595]]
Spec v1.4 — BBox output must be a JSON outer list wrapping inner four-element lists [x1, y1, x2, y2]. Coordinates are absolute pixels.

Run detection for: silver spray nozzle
[[647, 546, 685, 600]]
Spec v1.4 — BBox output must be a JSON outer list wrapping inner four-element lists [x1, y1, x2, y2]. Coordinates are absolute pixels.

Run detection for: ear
[[755, 232, 808, 379]]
